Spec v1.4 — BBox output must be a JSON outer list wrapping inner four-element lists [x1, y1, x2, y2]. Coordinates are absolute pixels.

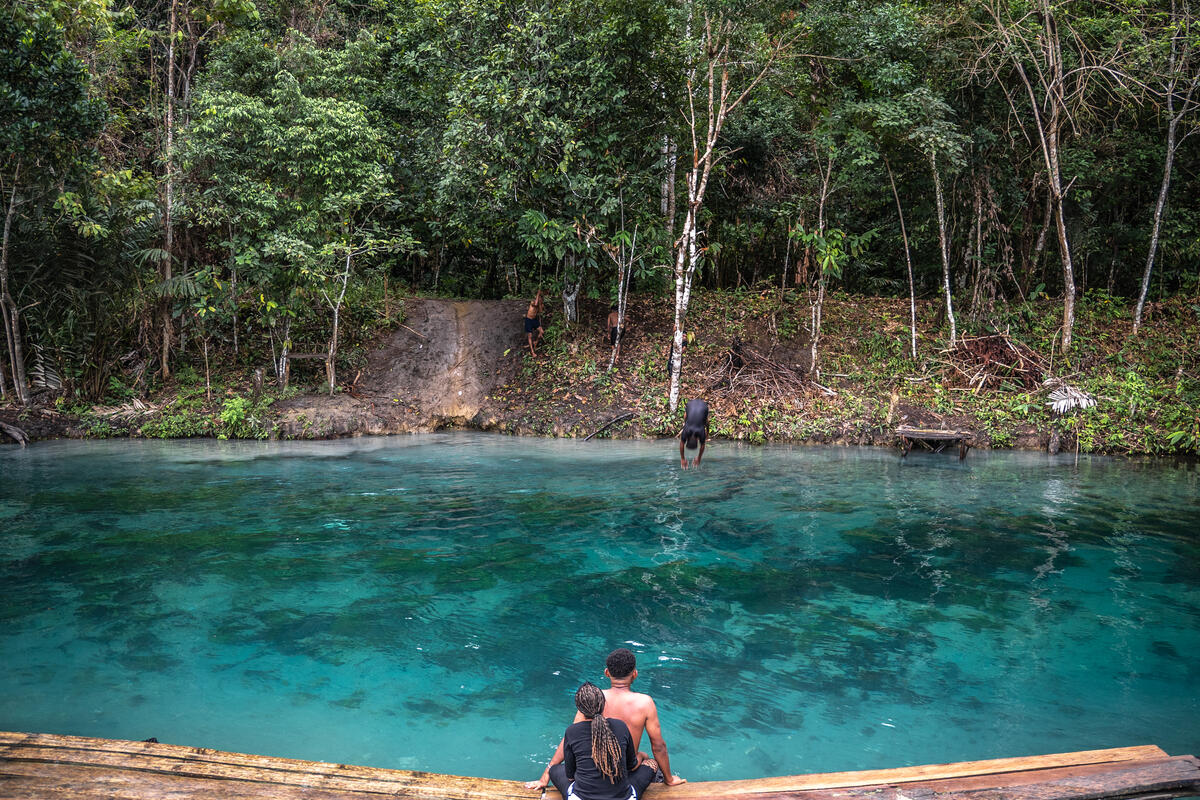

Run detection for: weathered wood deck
[[2, 733, 1198, 800], [896, 426, 976, 460]]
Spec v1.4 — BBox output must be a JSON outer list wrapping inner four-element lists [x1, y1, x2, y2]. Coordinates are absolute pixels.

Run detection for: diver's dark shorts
[[524, 316, 541, 334]]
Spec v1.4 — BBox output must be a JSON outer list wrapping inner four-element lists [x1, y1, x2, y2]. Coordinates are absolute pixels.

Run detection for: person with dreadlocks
[[526, 649, 685, 793], [553, 682, 654, 800]]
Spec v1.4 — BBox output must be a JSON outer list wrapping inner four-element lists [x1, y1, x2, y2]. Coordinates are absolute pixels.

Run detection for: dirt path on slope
[[275, 298, 527, 437]]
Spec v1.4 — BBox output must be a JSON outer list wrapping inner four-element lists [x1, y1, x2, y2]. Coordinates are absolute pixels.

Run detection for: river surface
[[1, 435, 1197, 780]]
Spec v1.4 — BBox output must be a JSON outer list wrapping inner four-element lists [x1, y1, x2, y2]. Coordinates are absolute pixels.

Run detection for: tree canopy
[[2, 0, 1198, 402]]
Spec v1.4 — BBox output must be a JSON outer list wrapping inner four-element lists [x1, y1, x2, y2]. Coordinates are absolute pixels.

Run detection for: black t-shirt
[[562, 717, 639, 800], [681, 398, 709, 444]]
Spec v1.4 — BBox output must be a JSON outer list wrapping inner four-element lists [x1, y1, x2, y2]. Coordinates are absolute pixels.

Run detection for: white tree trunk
[[274, 319, 292, 389], [666, 13, 787, 411], [1046, 115, 1075, 352], [931, 154, 957, 347], [885, 158, 918, 360], [1134, 9, 1198, 332], [325, 251, 352, 395], [668, 201, 699, 412], [1134, 133, 1179, 334]]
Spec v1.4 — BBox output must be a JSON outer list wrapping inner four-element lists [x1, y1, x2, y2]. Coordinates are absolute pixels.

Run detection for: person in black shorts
[[678, 398, 708, 469], [551, 682, 656, 800], [525, 290, 545, 357], [606, 306, 623, 361]]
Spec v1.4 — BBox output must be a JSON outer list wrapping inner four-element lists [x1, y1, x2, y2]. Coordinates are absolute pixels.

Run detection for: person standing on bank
[[525, 289, 545, 357], [606, 305, 623, 363], [679, 398, 708, 469], [554, 682, 656, 800]]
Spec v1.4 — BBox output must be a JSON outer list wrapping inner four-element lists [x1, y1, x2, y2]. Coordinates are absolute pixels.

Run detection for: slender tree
[[667, 11, 793, 411], [1135, 0, 1200, 332]]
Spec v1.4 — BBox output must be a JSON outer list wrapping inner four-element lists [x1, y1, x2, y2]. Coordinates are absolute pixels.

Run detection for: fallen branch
[[584, 412, 633, 441], [0, 420, 30, 447], [399, 323, 428, 339]]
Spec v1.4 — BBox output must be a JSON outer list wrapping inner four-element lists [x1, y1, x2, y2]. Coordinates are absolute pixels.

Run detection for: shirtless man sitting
[[526, 648, 686, 793]]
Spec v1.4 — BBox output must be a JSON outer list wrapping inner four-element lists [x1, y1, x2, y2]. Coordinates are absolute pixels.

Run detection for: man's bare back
[[599, 685, 654, 750]]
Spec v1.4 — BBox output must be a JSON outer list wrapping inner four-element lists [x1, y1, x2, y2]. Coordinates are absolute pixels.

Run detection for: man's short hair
[[606, 648, 637, 678]]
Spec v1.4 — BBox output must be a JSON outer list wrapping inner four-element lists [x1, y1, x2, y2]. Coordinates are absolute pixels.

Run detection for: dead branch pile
[[948, 334, 1046, 390], [704, 341, 817, 401]]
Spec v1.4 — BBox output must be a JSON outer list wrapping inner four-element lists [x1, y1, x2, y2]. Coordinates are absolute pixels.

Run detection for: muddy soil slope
[[275, 299, 527, 437]]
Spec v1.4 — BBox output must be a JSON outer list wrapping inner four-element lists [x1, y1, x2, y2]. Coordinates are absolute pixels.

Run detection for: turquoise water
[[1, 435, 1197, 781]]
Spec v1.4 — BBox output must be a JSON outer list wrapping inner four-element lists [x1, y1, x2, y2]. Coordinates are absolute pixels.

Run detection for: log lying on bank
[[0, 420, 29, 447], [2, 732, 1198, 800]]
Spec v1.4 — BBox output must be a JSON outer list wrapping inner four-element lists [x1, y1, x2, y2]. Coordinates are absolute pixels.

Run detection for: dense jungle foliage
[[1, 0, 1197, 449]]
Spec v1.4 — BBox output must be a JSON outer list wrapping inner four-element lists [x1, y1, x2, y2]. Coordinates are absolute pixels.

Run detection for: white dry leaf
[[1044, 379, 1096, 415]]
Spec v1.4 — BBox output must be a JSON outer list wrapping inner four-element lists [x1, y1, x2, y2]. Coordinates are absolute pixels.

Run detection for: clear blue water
[[1, 435, 1197, 782]]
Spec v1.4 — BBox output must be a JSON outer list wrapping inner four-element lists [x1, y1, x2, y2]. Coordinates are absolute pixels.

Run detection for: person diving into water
[[678, 398, 708, 469]]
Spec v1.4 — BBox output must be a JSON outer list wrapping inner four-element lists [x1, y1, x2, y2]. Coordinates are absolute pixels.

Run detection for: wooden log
[[808, 756, 1200, 800], [3, 732, 1196, 800], [629, 746, 1172, 799], [0, 419, 29, 447], [0, 733, 528, 799]]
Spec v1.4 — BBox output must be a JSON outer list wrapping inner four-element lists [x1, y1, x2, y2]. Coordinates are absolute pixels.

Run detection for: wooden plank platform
[[896, 426, 976, 460], [2, 732, 1198, 800]]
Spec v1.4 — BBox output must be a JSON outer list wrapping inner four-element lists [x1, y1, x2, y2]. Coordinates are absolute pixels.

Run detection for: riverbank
[[2, 291, 1197, 456]]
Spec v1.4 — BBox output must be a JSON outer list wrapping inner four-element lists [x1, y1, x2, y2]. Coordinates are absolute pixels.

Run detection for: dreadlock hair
[[575, 682, 625, 784]]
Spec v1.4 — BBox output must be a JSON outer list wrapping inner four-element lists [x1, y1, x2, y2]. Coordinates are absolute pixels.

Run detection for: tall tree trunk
[[0, 174, 29, 405], [808, 148, 833, 378], [160, 0, 178, 380], [561, 253, 580, 325], [667, 14, 787, 411], [325, 251, 351, 396], [661, 135, 677, 240], [885, 158, 918, 360], [1134, 125, 1178, 334], [608, 197, 634, 373], [275, 319, 292, 389], [1047, 116, 1075, 352], [1134, 5, 1198, 332], [1031, 189, 1052, 291], [1037, 3, 1075, 351], [668, 196, 700, 412], [931, 153, 957, 347]]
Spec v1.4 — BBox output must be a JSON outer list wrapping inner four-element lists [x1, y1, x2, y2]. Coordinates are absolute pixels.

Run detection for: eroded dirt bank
[[272, 299, 527, 437], [272, 295, 1058, 452], [6, 293, 1194, 455]]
